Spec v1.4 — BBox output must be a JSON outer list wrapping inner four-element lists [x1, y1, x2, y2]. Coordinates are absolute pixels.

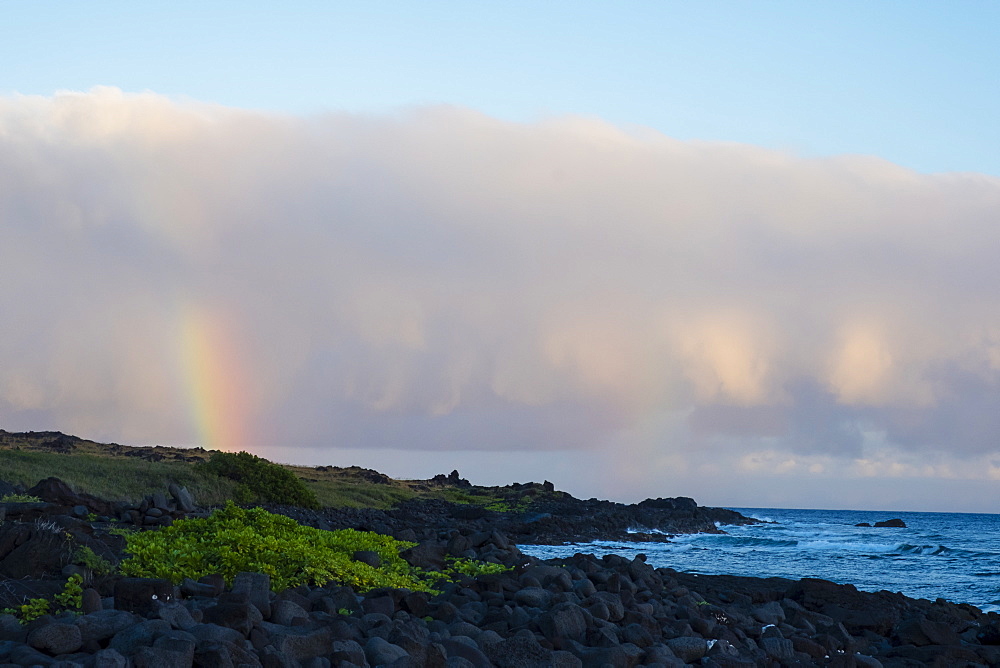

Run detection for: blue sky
[[4, 3, 1000, 511], [5, 1, 999, 174]]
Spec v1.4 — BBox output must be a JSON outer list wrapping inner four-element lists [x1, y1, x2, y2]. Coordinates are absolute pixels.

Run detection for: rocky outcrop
[[431, 469, 472, 488], [2, 543, 998, 667], [874, 518, 907, 528], [264, 493, 756, 547], [3, 476, 994, 666], [26, 477, 119, 516]]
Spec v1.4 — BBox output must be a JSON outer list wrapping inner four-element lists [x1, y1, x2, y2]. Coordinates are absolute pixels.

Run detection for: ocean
[[519, 507, 1000, 613]]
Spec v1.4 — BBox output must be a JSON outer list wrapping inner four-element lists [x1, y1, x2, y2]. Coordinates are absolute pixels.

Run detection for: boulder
[[167, 483, 196, 513], [187, 622, 247, 648], [114, 578, 174, 616], [232, 571, 271, 618], [76, 610, 143, 643], [513, 587, 551, 609], [402, 541, 449, 570], [93, 647, 130, 668], [365, 636, 409, 666], [666, 636, 707, 663], [352, 550, 381, 568], [266, 625, 334, 662], [874, 518, 906, 528], [0, 522, 71, 578], [893, 616, 962, 647], [976, 622, 1000, 645], [269, 599, 309, 626], [26, 477, 117, 515], [154, 601, 199, 631], [108, 619, 171, 655], [330, 639, 367, 666], [538, 602, 589, 649], [202, 595, 263, 637], [28, 621, 84, 655]]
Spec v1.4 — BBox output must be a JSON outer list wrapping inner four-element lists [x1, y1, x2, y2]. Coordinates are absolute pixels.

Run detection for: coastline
[[523, 505, 1000, 616], [2, 481, 999, 666]]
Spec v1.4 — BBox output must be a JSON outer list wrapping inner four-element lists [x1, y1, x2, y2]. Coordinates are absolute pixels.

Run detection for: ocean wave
[[796, 539, 897, 552], [625, 526, 670, 535], [711, 536, 798, 549], [895, 543, 993, 558]]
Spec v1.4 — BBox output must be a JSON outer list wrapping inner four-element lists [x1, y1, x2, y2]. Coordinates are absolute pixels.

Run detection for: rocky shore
[[1, 478, 999, 667], [259, 493, 755, 547]]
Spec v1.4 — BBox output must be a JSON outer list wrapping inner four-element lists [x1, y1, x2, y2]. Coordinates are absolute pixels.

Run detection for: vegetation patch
[[305, 478, 415, 509], [195, 451, 320, 509], [72, 546, 115, 576], [1, 574, 83, 624], [0, 493, 41, 503], [445, 557, 512, 577], [483, 498, 533, 513], [0, 449, 236, 505], [119, 502, 438, 592]]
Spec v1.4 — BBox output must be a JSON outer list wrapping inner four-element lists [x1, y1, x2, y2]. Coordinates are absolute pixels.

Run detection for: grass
[[305, 479, 416, 509], [0, 448, 422, 509], [0, 429, 554, 512], [0, 449, 238, 506]]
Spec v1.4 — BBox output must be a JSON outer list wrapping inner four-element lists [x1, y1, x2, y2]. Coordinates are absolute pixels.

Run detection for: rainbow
[[178, 303, 252, 452]]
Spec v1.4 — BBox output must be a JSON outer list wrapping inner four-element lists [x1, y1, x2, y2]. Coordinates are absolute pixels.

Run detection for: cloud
[[3, 87, 1000, 507]]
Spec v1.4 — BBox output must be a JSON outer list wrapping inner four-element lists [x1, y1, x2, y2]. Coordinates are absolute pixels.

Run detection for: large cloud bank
[[3, 88, 1000, 507]]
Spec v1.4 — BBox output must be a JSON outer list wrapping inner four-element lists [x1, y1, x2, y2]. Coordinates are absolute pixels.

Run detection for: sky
[[2, 2, 1000, 512]]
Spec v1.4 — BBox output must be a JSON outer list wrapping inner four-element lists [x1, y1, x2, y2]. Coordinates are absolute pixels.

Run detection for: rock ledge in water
[[874, 518, 907, 528]]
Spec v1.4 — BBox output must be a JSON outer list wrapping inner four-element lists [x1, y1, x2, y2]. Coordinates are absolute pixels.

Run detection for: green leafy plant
[[483, 498, 532, 513], [54, 573, 84, 609], [1, 597, 48, 623], [73, 546, 115, 575], [195, 451, 320, 509], [445, 557, 512, 578], [0, 493, 41, 503], [119, 502, 435, 592], [1, 574, 83, 624]]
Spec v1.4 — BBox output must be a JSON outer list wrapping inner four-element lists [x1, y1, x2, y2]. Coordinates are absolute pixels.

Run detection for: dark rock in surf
[[874, 518, 906, 528]]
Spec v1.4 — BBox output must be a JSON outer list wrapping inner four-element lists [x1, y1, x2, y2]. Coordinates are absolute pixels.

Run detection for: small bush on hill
[[118, 502, 437, 592], [0, 494, 41, 503], [196, 451, 320, 509]]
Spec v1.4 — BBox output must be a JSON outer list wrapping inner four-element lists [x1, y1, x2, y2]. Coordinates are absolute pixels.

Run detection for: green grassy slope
[[0, 429, 554, 510]]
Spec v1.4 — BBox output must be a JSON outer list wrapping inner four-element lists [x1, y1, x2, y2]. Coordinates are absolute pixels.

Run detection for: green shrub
[[195, 451, 319, 509], [0, 494, 41, 503], [118, 502, 436, 592], [54, 573, 84, 609], [483, 498, 532, 513], [445, 557, 512, 577], [1, 574, 82, 624], [73, 546, 115, 575]]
